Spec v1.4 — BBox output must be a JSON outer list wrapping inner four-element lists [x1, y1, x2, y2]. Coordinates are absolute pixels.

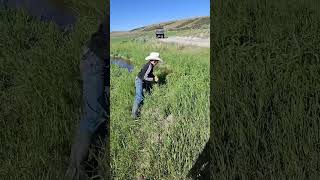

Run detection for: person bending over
[[131, 52, 163, 119]]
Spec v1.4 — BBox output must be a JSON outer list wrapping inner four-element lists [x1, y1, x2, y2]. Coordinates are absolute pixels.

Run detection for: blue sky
[[110, 0, 210, 32]]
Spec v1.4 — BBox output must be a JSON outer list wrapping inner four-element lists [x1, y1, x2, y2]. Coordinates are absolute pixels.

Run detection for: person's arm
[[143, 64, 155, 82]]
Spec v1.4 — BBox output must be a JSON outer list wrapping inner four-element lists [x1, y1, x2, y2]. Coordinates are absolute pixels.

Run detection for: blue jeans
[[66, 47, 107, 180], [132, 77, 144, 119]]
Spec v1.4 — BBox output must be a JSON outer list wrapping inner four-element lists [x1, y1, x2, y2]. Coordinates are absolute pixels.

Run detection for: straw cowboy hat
[[145, 52, 163, 62]]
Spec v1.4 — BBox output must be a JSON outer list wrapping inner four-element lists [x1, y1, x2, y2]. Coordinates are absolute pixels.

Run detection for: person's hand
[[154, 76, 159, 82]]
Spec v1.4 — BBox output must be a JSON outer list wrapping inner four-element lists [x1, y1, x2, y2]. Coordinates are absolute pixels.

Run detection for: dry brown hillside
[[129, 16, 209, 32]]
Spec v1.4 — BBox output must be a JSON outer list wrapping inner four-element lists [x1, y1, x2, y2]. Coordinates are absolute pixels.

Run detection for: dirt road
[[158, 36, 210, 48]]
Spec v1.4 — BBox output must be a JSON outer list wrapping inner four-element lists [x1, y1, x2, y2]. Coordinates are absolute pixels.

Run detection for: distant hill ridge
[[130, 16, 210, 32]]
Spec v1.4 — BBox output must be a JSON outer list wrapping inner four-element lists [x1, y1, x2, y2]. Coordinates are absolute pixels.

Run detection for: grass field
[[110, 34, 210, 179], [4, 0, 320, 179], [210, 0, 320, 178], [0, 1, 107, 179]]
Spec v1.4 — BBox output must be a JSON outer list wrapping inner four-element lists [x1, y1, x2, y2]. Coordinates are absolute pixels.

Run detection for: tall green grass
[[111, 38, 210, 179], [210, 0, 320, 178], [0, 1, 106, 179]]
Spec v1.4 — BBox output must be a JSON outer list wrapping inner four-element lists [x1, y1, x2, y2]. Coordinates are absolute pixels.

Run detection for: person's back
[[87, 18, 108, 65], [137, 61, 155, 83]]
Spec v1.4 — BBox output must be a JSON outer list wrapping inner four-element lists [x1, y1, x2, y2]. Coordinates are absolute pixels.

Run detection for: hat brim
[[145, 56, 163, 62]]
